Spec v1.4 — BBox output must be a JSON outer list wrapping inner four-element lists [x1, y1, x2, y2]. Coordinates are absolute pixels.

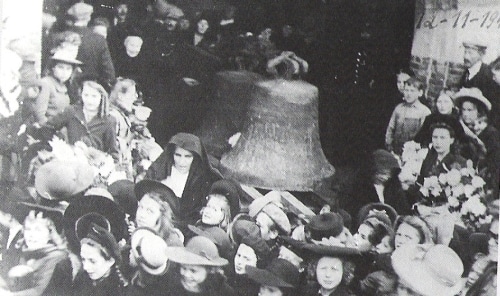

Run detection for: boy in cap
[[248, 191, 291, 258]]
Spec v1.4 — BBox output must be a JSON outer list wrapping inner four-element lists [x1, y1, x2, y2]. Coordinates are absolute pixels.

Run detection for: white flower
[[416, 148, 429, 162], [452, 184, 465, 197], [431, 186, 442, 197], [463, 184, 475, 197], [446, 169, 462, 187], [420, 186, 429, 197], [444, 186, 452, 198], [448, 196, 460, 207], [438, 173, 448, 185], [471, 176, 486, 189]]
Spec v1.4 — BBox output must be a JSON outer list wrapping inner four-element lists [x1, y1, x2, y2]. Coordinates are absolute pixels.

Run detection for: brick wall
[[410, 55, 466, 108]]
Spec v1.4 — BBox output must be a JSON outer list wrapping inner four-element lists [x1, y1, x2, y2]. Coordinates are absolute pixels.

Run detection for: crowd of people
[[0, 0, 498, 296]]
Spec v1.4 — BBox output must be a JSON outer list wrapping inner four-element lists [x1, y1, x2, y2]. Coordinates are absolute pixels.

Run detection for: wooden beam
[[279, 191, 315, 216], [240, 184, 316, 217]]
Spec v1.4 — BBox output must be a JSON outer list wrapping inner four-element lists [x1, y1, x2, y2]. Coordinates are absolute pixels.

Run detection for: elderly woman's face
[[234, 243, 257, 274], [461, 101, 479, 125], [316, 257, 343, 291], [394, 223, 421, 249], [196, 19, 209, 35], [125, 38, 143, 57], [173, 147, 194, 174], [136, 195, 162, 230]]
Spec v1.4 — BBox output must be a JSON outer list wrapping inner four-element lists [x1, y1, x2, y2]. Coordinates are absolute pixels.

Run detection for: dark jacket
[[227, 274, 260, 296], [2, 245, 70, 296], [342, 174, 411, 220], [146, 133, 221, 226], [478, 125, 500, 199], [71, 270, 124, 296], [461, 63, 494, 94], [67, 26, 115, 88], [42, 104, 118, 160], [418, 149, 467, 185]]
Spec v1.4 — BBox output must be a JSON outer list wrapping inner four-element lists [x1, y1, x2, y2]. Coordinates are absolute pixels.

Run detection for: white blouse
[[162, 165, 189, 198]]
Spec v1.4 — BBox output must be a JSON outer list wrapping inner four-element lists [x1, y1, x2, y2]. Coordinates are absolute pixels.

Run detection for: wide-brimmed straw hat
[[131, 227, 169, 275], [392, 244, 464, 296], [35, 159, 94, 201], [453, 87, 491, 111], [50, 49, 82, 65], [167, 236, 228, 266], [246, 258, 299, 288]]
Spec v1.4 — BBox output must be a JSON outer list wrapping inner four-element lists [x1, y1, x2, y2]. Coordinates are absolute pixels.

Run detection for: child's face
[[461, 101, 479, 125], [24, 219, 51, 250], [353, 224, 374, 251], [316, 257, 343, 291], [473, 118, 487, 135], [81, 243, 115, 280], [403, 84, 422, 104], [397, 73, 410, 94], [201, 197, 225, 225], [117, 84, 137, 112], [375, 235, 393, 254], [436, 94, 454, 115], [234, 243, 257, 274], [81, 85, 102, 113], [52, 62, 74, 83]]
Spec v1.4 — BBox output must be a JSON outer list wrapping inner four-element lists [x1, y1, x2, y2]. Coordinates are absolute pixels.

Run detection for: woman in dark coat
[[145, 133, 221, 227], [342, 149, 411, 220], [417, 122, 467, 185]]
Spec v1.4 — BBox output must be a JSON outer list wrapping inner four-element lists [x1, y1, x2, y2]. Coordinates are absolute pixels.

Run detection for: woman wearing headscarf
[[145, 133, 221, 226]]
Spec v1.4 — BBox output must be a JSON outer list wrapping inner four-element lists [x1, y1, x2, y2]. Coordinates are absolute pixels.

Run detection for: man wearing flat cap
[[248, 191, 292, 258], [65, 2, 115, 90], [460, 34, 496, 104]]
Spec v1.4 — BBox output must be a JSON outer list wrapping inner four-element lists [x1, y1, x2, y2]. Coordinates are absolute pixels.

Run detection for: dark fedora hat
[[246, 258, 300, 288], [134, 179, 180, 220], [63, 195, 127, 253]]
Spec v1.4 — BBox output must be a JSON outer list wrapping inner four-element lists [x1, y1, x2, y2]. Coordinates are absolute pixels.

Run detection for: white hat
[[392, 244, 464, 296], [452, 87, 491, 111]]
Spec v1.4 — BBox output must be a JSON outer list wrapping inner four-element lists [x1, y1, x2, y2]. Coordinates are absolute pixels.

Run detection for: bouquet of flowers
[[419, 160, 492, 231], [398, 141, 428, 190], [31, 136, 118, 187]]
